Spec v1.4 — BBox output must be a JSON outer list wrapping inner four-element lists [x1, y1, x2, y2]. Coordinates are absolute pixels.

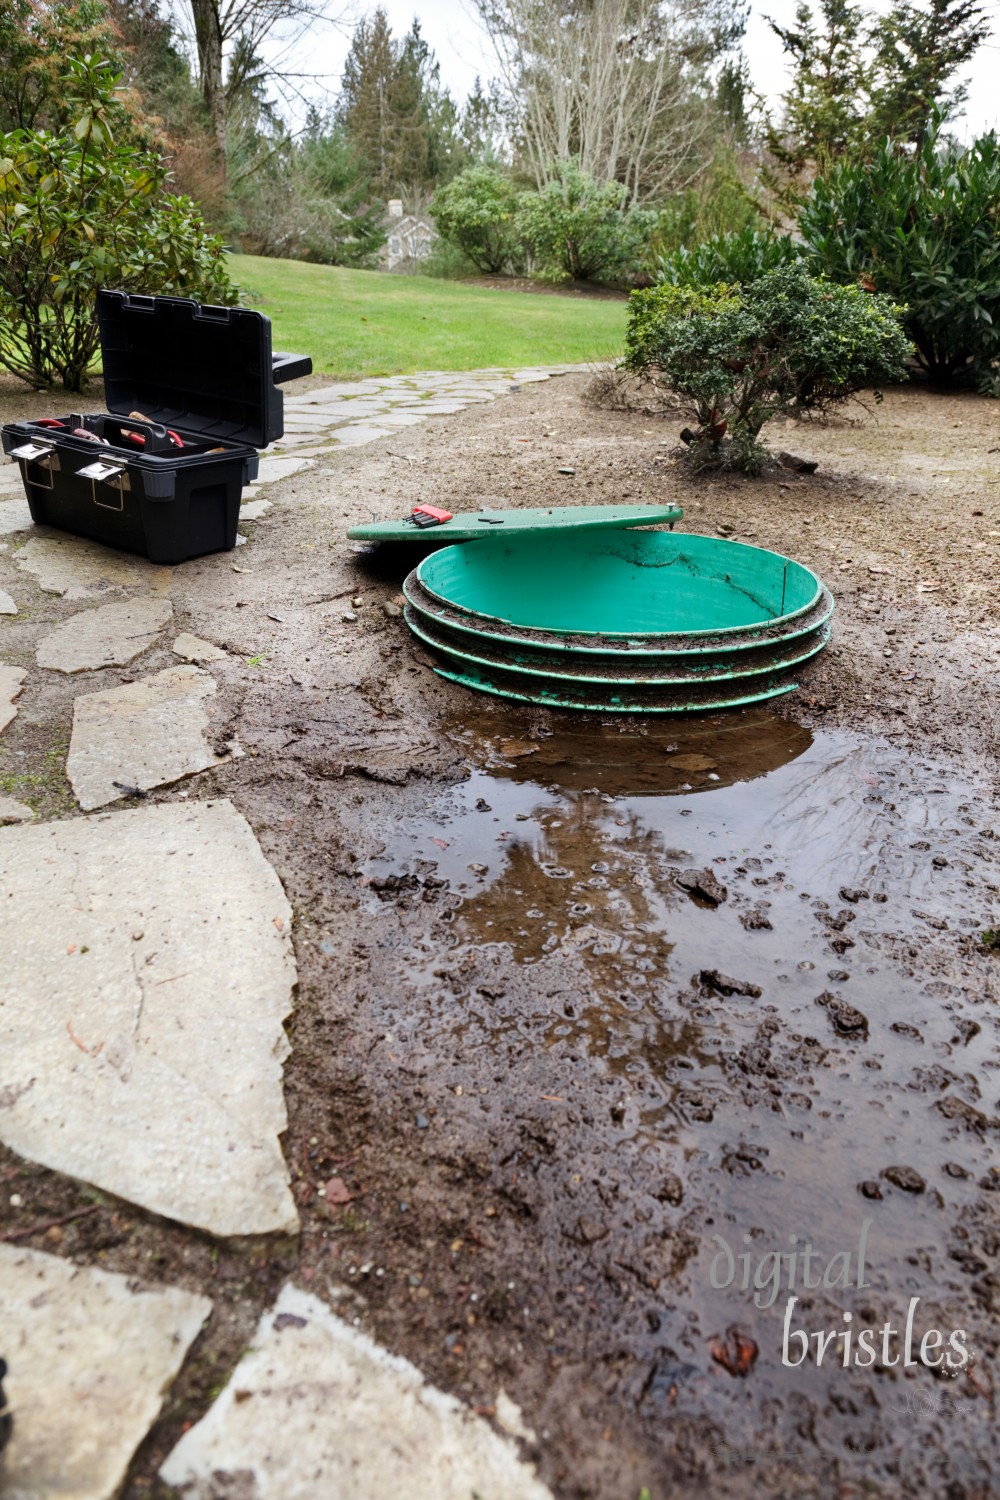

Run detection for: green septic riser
[[403, 531, 833, 713]]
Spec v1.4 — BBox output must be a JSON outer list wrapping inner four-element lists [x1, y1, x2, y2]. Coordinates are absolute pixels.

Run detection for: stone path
[[0, 1244, 211, 1500], [161, 1284, 552, 1500], [0, 363, 576, 1497], [254, 365, 580, 488], [0, 799, 297, 1236]]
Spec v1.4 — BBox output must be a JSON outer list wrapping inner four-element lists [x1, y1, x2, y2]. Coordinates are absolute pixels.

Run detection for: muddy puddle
[[363, 709, 1000, 1493]]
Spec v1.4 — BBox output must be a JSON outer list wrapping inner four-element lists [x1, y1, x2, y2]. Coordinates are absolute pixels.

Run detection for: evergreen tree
[[767, 0, 991, 188], [338, 8, 464, 201], [765, 0, 874, 176], [869, 0, 990, 147]]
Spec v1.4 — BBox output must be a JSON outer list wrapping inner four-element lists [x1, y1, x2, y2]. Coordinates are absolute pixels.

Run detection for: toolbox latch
[[10, 440, 55, 463], [77, 458, 129, 511], [11, 440, 58, 490]]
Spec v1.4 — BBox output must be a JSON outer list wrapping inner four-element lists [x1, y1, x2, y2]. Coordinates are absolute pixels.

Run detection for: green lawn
[[229, 254, 627, 378]]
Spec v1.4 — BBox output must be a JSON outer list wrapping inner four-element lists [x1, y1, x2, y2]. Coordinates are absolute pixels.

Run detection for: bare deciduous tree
[[172, 0, 347, 165], [475, 0, 743, 202]]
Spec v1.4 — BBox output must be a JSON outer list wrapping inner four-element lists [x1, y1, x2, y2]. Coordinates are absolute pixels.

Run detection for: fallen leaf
[[324, 1176, 353, 1205], [916, 581, 941, 592], [667, 753, 718, 773], [710, 1330, 758, 1378], [431, 836, 449, 850], [274, 1312, 308, 1331], [500, 740, 539, 759]]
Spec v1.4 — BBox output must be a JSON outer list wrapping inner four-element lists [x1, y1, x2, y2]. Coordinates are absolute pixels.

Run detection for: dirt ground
[[1, 372, 999, 1499]]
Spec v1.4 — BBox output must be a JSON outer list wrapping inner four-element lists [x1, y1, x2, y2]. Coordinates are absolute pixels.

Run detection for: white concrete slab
[[0, 1243, 211, 1500], [0, 663, 26, 735], [172, 633, 226, 665], [0, 799, 298, 1236], [331, 425, 395, 446], [255, 456, 314, 486], [0, 463, 26, 495], [0, 497, 34, 533], [0, 794, 33, 823], [161, 1284, 553, 1500], [13, 535, 156, 598], [238, 499, 272, 521], [36, 598, 172, 673], [66, 665, 228, 810]]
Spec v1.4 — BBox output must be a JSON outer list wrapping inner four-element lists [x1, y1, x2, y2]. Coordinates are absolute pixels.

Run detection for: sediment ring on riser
[[403, 602, 832, 688]]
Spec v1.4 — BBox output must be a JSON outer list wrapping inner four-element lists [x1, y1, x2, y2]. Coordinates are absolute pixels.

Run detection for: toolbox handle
[[271, 351, 312, 384], [112, 417, 177, 456], [195, 303, 232, 323]]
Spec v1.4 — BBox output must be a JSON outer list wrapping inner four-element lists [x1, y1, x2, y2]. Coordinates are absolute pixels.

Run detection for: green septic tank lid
[[347, 502, 682, 542]]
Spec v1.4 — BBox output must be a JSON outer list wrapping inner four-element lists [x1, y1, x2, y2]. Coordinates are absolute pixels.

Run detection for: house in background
[[382, 199, 436, 271]]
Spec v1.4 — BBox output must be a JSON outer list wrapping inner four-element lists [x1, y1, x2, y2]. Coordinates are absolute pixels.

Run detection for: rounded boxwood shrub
[[623, 264, 913, 471], [516, 160, 658, 285]]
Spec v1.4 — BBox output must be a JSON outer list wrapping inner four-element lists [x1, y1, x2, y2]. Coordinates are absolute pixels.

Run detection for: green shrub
[[516, 160, 658, 285], [798, 128, 1000, 387], [657, 227, 802, 288], [417, 235, 480, 280], [0, 53, 236, 391], [429, 164, 523, 274], [653, 148, 767, 263], [623, 265, 912, 471]]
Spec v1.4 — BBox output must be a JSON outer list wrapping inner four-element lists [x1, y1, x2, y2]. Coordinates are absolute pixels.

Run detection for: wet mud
[[2, 372, 999, 1499], [347, 709, 1000, 1496]]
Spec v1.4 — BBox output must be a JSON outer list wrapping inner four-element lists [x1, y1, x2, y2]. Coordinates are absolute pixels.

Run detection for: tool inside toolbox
[[21, 413, 232, 458]]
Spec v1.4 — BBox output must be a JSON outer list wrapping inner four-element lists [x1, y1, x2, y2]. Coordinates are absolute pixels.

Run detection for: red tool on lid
[[410, 504, 453, 528]]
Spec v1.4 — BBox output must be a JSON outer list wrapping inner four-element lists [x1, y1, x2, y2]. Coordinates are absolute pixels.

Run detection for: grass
[[228, 254, 627, 379]]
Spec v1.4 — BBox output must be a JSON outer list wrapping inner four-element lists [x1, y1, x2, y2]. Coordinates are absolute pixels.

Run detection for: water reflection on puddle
[[364, 708, 1000, 1486]]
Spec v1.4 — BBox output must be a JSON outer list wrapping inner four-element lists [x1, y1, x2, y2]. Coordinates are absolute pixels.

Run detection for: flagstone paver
[[66, 664, 232, 810], [172, 632, 227, 664], [0, 794, 33, 823], [0, 496, 35, 533], [13, 533, 162, 597], [246, 365, 582, 490], [0, 1244, 212, 1500], [36, 597, 173, 673], [0, 798, 298, 1236], [238, 497, 272, 521], [0, 587, 17, 613], [0, 663, 26, 734], [161, 1283, 553, 1500]]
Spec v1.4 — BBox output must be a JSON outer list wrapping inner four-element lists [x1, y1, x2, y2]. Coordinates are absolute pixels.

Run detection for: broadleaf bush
[[0, 53, 236, 391], [657, 226, 802, 288], [623, 265, 913, 471], [429, 164, 523, 274], [798, 127, 1000, 388], [516, 160, 658, 285]]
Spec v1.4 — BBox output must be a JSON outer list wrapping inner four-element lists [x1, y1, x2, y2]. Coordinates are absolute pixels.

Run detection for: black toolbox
[[1, 290, 311, 565]]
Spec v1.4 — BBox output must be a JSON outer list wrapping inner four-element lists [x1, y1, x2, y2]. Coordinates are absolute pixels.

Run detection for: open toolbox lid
[[97, 289, 311, 449]]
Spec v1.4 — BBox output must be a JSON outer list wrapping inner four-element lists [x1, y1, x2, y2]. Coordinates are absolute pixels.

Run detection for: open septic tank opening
[[403, 531, 834, 711]]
